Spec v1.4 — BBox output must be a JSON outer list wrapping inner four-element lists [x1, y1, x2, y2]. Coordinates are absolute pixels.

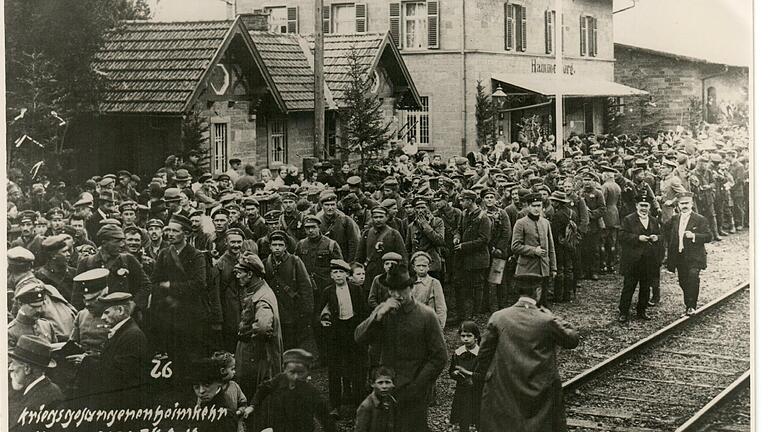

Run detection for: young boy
[[367, 252, 402, 309], [250, 348, 335, 432], [188, 358, 238, 432], [355, 366, 397, 432], [319, 259, 369, 415]]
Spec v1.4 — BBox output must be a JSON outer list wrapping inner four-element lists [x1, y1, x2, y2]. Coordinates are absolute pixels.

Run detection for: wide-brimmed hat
[[9, 335, 56, 368], [549, 191, 571, 204]]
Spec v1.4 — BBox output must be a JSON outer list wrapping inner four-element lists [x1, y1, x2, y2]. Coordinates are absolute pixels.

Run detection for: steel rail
[[563, 281, 749, 391], [674, 369, 750, 432]]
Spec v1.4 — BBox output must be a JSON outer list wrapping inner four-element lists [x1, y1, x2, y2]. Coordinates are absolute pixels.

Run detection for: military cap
[[455, 156, 469, 166], [319, 191, 338, 204], [46, 208, 66, 219], [73, 268, 110, 298], [303, 214, 322, 226], [34, 216, 49, 226], [710, 154, 723, 163], [460, 190, 478, 201], [677, 191, 695, 200], [169, 214, 192, 231], [216, 173, 231, 182], [412, 196, 430, 207], [8, 246, 35, 265], [74, 195, 94, 208], [225, 227, 245, 238], [146, 218, 165, 229], [382, 178, 399, 189], [99, 218, 122, 227], [242, 197, 258, 207], [662, 159, 677, 168], [281, 192, 298, 202], [347, 176, 362, 186], [283, 348, 314, 367], [119, 201, 138, 213], [41, 234, 69, 253], [199, 172, 213, 183], [536, 184, 552, 194], [98, 292, 133, 306], [380, 198, 398, 210], [525, 192, 543, 203], [264, 210, 282, 223], [224, 202, 243, 212], [117, 170, 132, 178], [381, 252, 403, 262], [18, 210, 37, 224], [99, 190, 118, 203], [97, 224, 125, 241], [330, 259, 351, 273], [269, 230, 289, 243], [371, 206, 388, 216], [163, 188, 183, 202], [235, 251, 265, 275], [14, 279, 46, 304], [635, 191, 652, 204], [600, 165, 619, 174], [481, 188, 498, 199]]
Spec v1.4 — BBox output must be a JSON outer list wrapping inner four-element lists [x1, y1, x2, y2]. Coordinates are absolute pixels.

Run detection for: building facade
[[236, 0, 644, 157], [614, 43, 749, 131]]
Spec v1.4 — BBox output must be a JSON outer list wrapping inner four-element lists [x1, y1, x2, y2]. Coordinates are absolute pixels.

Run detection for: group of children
[[188, 252, 483, 432]]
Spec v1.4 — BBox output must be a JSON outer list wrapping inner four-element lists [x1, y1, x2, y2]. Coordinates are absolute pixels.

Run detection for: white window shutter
[[355, 3, 368, 33], [427, 1, 440, 49]]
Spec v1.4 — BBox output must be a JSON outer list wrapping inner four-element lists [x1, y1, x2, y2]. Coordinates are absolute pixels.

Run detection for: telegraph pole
[[314, 0, 325, 158], [555, 0, 564, 160]]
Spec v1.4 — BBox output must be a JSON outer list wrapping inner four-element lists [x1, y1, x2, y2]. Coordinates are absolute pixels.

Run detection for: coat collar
[[455, 344, 479, 356]]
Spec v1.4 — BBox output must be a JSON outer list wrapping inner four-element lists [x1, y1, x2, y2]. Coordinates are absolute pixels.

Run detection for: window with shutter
[[504, 3, 514, 51], [518, 6, 526, 52], [266, 7, 288, 33], [390, 2, 401, 48], [427, 1, 439, 49], [355, 3, 367, 33], [287, 6, 298, 33], [545, 10, 551, 54], [579, 15, 587, 56], [323, 5, 330, 34], [403, 2, 427, 49], [591, 17, 598, 56]]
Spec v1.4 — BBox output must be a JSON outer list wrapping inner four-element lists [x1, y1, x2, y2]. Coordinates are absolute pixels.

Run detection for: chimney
[[239, 9, 270, 32]]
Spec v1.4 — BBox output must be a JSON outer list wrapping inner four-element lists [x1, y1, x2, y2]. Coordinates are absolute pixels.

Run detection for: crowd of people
[[5, 122, 750, 432]]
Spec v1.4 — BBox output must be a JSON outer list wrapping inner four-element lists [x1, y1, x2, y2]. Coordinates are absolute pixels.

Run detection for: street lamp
[[491, 85, 508, 139]]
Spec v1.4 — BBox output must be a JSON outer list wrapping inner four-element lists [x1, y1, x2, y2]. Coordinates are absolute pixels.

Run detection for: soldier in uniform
[[45, 208, 68, 237], [601, 167, 622, 273], [549, 191, 577, 302], [75, 224, 151, 318], [453, 190, 491, 320], [8, 304, 57, 347], [211, 207, 232, 257], [580, 173, 606, 281], [145, 218, 169, 260], [10, 210, 44, 267], [710, 154, 732, 237], [432, 190, 461, 319], [86, 190, 118, 243], [356, 206, 408, 293], [257, 210, 297, 260], [34, 234, 76, 303], [265, 230, 314, 351], [317, 192, 360, 262], [216, 227, 248, 353], [406, 196, 445, 280], [119, 200, 149, 245], [243, 197, 269, 241], [481, 189, 511, 311], [280, 192, 306, 241]]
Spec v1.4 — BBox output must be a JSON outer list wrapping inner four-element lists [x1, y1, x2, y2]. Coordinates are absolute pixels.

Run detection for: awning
[[492, 73, 648, 97]]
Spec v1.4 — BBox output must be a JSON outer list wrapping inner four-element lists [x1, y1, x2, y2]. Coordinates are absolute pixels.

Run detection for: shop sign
[[531, 58, 575, 75]]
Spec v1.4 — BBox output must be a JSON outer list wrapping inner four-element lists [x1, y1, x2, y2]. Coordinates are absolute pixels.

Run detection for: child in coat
[[449, 321, 482, 432], [355, 366, 397, 432], [250, 348, 335, 432], [211, 351, 249, 432], [410, 252, 448, 328]]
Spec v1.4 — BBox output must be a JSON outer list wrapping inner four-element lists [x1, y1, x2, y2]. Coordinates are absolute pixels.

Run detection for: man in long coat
[[601, 167, 622, 273], [475, 275, 579, 432], [317, 192, 360, 261], [453, 190, 491, 320], [511, 192, 557, 307], [356, 206, 408, 292]]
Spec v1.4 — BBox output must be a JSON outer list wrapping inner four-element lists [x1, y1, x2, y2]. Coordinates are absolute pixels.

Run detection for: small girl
[[449, 321, 482, 432], [211, 351, 249, 432], [410, 252, 447, 328]]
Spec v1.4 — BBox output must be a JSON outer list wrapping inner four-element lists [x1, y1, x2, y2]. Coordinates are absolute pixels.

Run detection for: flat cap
[[303, 214, 322, 226], [163, 188, 183, 202], [99, 190, 118, 203], [169, 214, 192, 231], [41, 234, 69, 253], [382, 252, 403, 262], [235, 251, 265, 275], [283, 348, 313, 367], [98, 292, 133, 306], [319, 192, 338, 203], [97, 224, 125, 241], [460, 190, 478, 201], [73, 196, 94, 208], [269, 230, 289, 243], [347, 176, 362, 186], [330, 259, 351, 272], [380, 198, 398, 210]]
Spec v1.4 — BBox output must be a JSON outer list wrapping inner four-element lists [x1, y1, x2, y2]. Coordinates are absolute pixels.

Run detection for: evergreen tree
[[475, 80, 497, 147], [338, 47, 394, 181], [5, 0, 152, 183]]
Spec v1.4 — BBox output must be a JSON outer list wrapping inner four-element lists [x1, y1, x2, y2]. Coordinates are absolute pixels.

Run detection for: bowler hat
[[382, 263, 413, 291], [9, 335, 56, 368]]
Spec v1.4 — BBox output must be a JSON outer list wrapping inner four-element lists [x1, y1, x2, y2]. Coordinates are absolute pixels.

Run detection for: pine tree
[[475, 80, 497, 148], [337, 47, 394, 181]]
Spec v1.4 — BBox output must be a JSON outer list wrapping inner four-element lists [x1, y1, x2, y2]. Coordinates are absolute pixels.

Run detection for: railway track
[[563, 282, 751, 431]]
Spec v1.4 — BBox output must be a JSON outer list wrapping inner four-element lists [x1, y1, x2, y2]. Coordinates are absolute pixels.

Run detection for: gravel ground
[[308, 230, 750, 432], [691, 384, 751, 432]]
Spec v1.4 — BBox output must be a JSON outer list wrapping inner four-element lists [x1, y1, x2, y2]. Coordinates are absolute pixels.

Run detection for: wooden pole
[[314, 0, 325, 159], [555, 0, 564, 160]]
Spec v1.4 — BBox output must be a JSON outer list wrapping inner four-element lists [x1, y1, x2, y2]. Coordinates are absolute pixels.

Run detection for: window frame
[[331, 3, 356, 34], [268, 116, 288, 167], [402, 1, 428, 50], [401, 96, 431, 147], [210, 119, 229, 174]]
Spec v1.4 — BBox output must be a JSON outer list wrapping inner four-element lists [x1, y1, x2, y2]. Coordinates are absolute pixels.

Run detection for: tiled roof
[[96, 21, 232, 113], [308, 33, 384, 107]]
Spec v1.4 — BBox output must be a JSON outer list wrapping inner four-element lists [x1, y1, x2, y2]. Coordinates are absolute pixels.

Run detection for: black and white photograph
[[2, 0, 758, 431]]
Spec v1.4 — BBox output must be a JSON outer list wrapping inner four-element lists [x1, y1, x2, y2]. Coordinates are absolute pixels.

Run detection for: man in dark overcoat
[[617, 192, 663, 322], [317, 192, 361, 261], [665, 192, 712, 316], [356, 206, 408, 292], [453, 190, 491, 320], [8, 335, 64, 431], [475, 275, 579, 432]]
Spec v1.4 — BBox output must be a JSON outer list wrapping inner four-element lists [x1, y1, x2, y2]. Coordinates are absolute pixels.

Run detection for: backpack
[[562, 209, 582, 251]]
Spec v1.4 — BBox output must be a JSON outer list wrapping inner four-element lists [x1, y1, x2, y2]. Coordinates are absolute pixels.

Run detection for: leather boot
[[553, 276, 563, 303]]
